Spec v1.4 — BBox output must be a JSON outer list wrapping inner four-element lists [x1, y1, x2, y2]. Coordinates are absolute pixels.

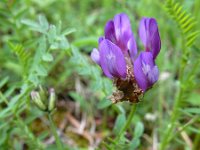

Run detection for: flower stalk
[[48, 113, 64, 150], [160, 36, 188, 150], [31, 87, 65, 149], [160, 90, 183, 150], [117, 104, 137, 141]]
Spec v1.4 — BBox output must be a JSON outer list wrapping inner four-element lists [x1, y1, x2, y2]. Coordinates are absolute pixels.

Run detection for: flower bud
[[39, 86, 48, 105], [48, 88, 56, 112], [31, 91, 46, 111]]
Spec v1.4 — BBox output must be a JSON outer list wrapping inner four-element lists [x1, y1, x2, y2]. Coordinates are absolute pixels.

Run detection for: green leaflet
[[165, 0, 200, 47], [8, 42, 30, 67]]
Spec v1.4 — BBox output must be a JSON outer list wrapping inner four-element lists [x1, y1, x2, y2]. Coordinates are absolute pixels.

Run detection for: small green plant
[[160, 0, 200, 149], [0, 0, 200, 149]]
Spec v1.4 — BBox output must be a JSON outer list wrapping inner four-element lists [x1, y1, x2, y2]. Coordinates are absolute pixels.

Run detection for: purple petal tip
[[91, 48, 100, 65]]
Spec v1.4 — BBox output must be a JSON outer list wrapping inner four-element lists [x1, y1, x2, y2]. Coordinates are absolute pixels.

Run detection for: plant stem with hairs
[[48, 113, 64, 150]]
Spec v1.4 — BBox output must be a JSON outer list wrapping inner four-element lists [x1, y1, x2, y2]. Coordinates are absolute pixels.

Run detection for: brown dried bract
[[110, 66, 143, 103]]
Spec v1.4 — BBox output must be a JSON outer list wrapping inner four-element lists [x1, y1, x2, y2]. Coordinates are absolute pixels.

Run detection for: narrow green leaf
[[129, 138, 140, 150], [21, 19, 40, 29], [97, 98, 112, 109], [38, 15, 49, 31], [42, 53, 54, 62], [36, 65, 47, 76], [48, 25, 57, 44], [0, 77, 9, 89], [62, 28, 76, 36], [134, 122, 144, 138], [21, 19, 44, 33], [113, 113, 126, 135], [184, 108, 200, 114]]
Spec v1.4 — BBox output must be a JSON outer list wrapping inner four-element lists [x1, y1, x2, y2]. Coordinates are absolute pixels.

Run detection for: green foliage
[[97, 98, 112, 109], [14, 116, 45, 149], [8, 43, 30, 68], [134, 122, 144, 138], [159, 0, 200, 149], [21, 15, 73, 85], [113, 113, 126, 135], [0, 0, 200, 150], [165, 0, 199, 47], [128, 122, 144, 150], [0, 7, 73, 149]]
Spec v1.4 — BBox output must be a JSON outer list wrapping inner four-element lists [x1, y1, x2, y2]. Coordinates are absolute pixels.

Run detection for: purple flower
[[91, 14, 161, 96], [99, 39, 127, 78], [133, 17, 161, 91], [91, 13, 137, 79], [91, 38, 127, 78], [104, 13, 137, 62], [138, 17, 161, 59], [134, 52, 159, 91]]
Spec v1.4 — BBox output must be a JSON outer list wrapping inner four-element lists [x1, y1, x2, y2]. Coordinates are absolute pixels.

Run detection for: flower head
[[91, 13, 161, 103]]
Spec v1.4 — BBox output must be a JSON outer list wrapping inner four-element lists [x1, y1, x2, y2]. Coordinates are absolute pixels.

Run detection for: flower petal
[[138, 17, 161, 59], [114, 13, 132, 42], [127, 35, 138, 63], [99, 39, 127, 78], [104, 20, 117, 43], [113, 13, 133, 51], [134, 53, 149, 91], [91, 48, 100, 65], [98, 36, 104, 44], [134, 52, 159, 91]]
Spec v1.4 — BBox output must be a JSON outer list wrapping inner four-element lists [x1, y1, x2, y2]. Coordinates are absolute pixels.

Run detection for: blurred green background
[[0, 0, 200, 149]]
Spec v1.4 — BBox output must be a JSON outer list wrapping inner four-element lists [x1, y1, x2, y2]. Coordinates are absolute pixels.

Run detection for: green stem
[[160, 68, 184, 150], [193, 131, 200, 150], [117, 104, 137, 140], [158, 85, 164, 134], [172, 116, 199, 142], [48, 114, 64, 150], [160, 35, 186, 150]]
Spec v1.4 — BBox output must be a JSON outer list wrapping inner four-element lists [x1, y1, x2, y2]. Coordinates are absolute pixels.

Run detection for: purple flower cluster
[[91, 13, 161, 93]]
